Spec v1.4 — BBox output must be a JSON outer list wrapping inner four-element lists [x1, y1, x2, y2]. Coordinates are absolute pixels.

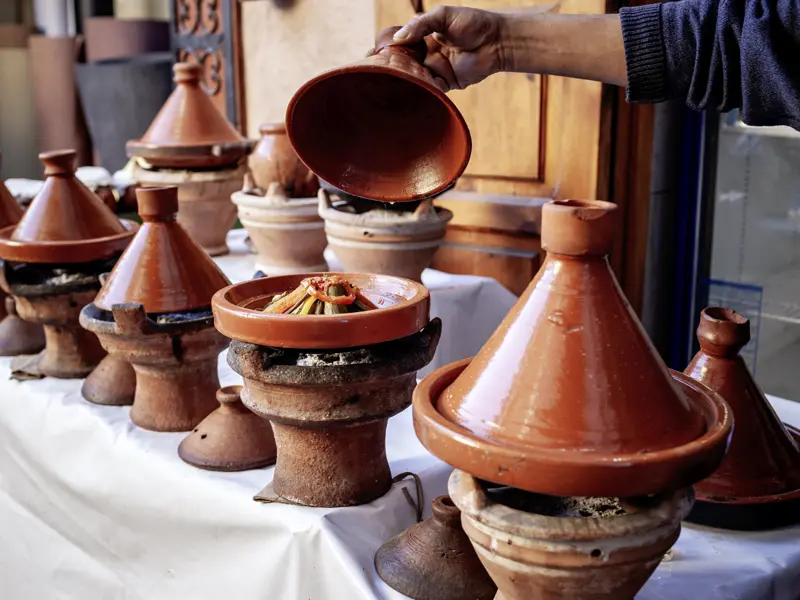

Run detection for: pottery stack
[[412, 199, 734, 600], [0, 150, 46, 356], [231, 123, 327, 276], [683, 307, 800, 530], [212, 273, 440, 507], [127, 62, 253, 256], [80, 186, 231, 431], [0, 150, 137, 378]]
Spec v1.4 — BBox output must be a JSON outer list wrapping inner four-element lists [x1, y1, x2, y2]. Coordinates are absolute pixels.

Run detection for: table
[[1, 232, 799, 600]]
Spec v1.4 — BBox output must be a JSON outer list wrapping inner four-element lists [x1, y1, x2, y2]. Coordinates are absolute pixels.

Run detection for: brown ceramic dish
[[94, 186, 230, 314], [212, 273, 429, 349], [286, 26, 471, 203], [126, 63, 254, 169], [684, 307, 800, 530], [249, 122, 319, 197]]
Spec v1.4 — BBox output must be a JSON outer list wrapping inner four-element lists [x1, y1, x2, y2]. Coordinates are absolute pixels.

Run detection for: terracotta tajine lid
[[249, 122, 319, 197], [683, 307, 800, 526], [126, 62, 253, 169], [94, 186, 230, 314], [178, 385, 277, 471], [212, 272, 430, 349], [0, 150, 24, 228], [413, 199, 733, 498], [0, 150, 137, 264], [285, 26, 471, 203]]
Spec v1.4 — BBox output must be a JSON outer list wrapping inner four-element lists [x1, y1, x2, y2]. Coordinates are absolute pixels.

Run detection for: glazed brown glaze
[[0, 296, 46, 357], [684, 307, 800, 529], [213, 273, 430, 349], [0, 150, 137, 264], [412, 199, 733, 498], [178, 385, 277, 471], [286, 26, 471, 203], [249, 123, 319, 197], [0, 151, 24, 227], [94, 187, 230, 314], [81, 354, 136, 406], [126, 63, 253, 169], [375, 495, 496, 600]]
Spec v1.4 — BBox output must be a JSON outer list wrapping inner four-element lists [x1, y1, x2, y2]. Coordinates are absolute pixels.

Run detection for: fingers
[[393, 5, 449, 44]]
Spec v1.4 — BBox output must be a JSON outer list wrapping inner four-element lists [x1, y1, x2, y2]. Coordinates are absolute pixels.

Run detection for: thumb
[[392, 6, 449, 44]]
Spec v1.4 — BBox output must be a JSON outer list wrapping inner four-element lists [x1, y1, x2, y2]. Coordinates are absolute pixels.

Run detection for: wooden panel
[[435, 190, 546, 234]]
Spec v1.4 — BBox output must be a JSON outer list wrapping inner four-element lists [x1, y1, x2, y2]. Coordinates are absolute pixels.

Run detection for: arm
[[621, 0, 800, 129]]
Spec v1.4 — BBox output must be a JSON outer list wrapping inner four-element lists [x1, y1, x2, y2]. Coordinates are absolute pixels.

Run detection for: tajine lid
[[0, 150, 24, 228], [94, 186, 230, 314]]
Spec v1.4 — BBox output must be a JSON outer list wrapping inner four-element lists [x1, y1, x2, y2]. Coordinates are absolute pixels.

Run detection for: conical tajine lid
[[0, 150, 136, 264], [94, 186, 230, 314], [684, 307, 800, 526], [0, 150, 24, 228], [413, 199, 733, 497], [126, 63, 252, 169]]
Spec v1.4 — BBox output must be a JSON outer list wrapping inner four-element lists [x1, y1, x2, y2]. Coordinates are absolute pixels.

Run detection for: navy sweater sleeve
[[619, 0, 800, 130]]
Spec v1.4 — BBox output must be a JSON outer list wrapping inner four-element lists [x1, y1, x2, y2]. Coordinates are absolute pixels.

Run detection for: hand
[[392, 6, 507, 92]]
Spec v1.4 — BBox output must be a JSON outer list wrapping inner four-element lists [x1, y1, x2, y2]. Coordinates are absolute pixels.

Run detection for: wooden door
[[376, 0, 612, 295]]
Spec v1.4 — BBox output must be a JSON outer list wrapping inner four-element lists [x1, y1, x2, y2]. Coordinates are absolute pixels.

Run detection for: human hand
[[391, 6, 507, 92]]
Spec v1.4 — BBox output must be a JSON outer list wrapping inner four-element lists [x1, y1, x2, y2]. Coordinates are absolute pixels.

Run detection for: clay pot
[[0, 296, 46, 357], [213, 273, 439, 506], [80, 303, 226, 431], [319, 189, 451, 282], [131, 160, 246, 256], [286, 26, 470, 203], [81, 354, 136, 406], [178, 385, 277, 471], [375, 495, 496, 600], [232, 183, 327, 276], [449, 470, 694, 600], [126, 62, 253, 169], [413, 200, 733, 498], [249, 123, 319, 197], [684, 307, 800, 529]]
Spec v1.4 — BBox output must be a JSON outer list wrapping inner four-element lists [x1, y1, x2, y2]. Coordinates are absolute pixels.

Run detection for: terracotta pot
[[178, 385, 277, 471], [80, 303, 226, 431], [0, 295, 46, 357], [413, 199, 733, 498], [132, 161, 246, 256], [449, 470, 694, 600], [226, 318, 440, 506], [375, 495, 496, 600], [232, 185, 327, 276], [81, 354, 136, 406], [684, 307, 800, 529], [249, 123, 319, 197], [319, 189, 451, 282], [286, 27, 471, 203], [212, 273, 430, 349], [126, 63, 253, 169]]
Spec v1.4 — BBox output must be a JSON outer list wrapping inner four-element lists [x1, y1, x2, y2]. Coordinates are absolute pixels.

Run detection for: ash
[[294, 349, 373, 367], [486, 486, 628, 518]]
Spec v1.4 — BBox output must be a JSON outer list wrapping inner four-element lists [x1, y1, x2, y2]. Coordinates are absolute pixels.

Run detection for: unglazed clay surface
[[249, 123, 319, 197]]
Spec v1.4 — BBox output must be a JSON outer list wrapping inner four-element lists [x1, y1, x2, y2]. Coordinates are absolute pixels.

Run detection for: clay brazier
[[213, 274, 440, 507], [80, 187, 230, 430], [448, 470, 694, 600], [286, 27, 470, 203], [684, 307, 800, 529], [249, 122, 319, 197], [413, 199, 733, 498], [178, 385, 277, 471], [0, 150, 137, 377], [375, 495, 496, 600]]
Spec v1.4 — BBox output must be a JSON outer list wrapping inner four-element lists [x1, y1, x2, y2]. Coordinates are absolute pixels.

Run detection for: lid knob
[[216, 386, 242, 405], [173, 62, 203, 85], [541, 199, 618, 256], [258, 122, 286, 136], [431, 495, 461, 526], [136, 186, 179, 222], [375, 26, 427, 64], [697, 307, 751, 357], [39, 149, 77, 177]]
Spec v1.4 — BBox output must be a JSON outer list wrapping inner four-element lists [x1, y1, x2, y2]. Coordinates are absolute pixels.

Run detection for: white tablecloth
[[0, 231, 799, 600]]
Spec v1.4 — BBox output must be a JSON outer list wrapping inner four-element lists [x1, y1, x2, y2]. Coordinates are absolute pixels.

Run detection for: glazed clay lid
[[0, 150, 137, 264], [0, 150, 24, 228], [126, 62, 253, 169], [412, 199, 733, 497], [94, 186, 230, 314], [686, 307, 800, 503], [286, 26, 471, 203], [212, 272, 430, 349]]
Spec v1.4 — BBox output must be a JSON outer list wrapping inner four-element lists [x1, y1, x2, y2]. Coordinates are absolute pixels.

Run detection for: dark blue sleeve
[[620, 0, 800, 130]]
